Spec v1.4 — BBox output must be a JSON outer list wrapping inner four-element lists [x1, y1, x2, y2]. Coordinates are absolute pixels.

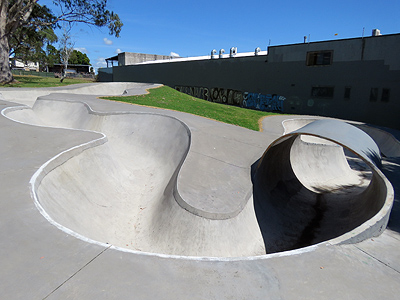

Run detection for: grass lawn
[[102, 86, 282, 131], [6, 75, 95, 88]]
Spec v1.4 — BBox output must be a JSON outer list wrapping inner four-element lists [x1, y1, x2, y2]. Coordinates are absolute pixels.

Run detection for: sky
[[38, 0, 400, 71]]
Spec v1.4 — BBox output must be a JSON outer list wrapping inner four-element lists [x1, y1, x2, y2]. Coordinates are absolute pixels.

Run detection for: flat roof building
[[99, 31, 400, 129]]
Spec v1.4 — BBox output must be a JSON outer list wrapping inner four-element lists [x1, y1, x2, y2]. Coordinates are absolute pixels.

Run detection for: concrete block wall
[[118, 52, 172, 66]]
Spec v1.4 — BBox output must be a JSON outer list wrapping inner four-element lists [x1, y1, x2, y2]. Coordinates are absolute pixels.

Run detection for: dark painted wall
[[102, 36, 400, 129]]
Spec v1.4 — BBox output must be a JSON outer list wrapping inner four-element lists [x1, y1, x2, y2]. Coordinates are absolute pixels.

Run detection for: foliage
[[1, 0, 123, 83], [6, 0, 123, 38], [69, 50, 90, 65], [46, 44, 61, 66], [52, 0, 123, 37], [103, 86, 281, 131], [8, 2, 58, 63]]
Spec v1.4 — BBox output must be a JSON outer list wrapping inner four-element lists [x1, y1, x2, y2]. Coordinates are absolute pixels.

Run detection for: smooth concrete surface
[[252, 119, 393, 253], [0, 82, 156, 107], [0, 83, 399, 299]]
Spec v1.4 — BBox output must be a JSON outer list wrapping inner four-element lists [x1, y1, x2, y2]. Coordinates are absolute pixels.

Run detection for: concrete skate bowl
[[3, 100, 394, 258], [0, 82, 153, 107], [252, 119, 394, 254], [4, 98, 266, 258]]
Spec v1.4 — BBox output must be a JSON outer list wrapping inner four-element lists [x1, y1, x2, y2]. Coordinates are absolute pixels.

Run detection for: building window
[[381, 88, 390, 102], [306, 51, 333, 66], [370, 88, 379, 102], [344, 87, 351, 100], [311, 86, 335, 98]]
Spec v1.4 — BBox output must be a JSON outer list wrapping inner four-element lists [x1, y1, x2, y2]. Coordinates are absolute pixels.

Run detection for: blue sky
[[39, 0, 400, 70]]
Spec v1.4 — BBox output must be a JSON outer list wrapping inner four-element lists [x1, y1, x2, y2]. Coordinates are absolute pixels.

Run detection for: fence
[[12, 70, 55, 77], [12, 69, 95, 79]]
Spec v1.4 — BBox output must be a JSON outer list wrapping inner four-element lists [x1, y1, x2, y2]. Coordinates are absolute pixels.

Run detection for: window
[[369, 88, 378, 102], [381, 88, 390, 102], [306, 51, 333, 66], [311, 86, 335, 98], [344, 87, 351, 100]]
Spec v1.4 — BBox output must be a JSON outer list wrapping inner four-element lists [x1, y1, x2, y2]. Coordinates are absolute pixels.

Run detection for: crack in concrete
[[43, 245, 112, 299], [354, 245, 400, 275], [191, 150, 249, 169]]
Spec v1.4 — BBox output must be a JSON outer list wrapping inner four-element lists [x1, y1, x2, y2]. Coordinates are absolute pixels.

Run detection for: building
[[98, 31, 400, 129], [48, 64, 91, 74], [10, 58, 39, 72], [105, 52, 172, 67]]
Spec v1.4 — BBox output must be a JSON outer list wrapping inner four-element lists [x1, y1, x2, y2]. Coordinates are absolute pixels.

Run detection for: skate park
[[0, 82, 399, 299]]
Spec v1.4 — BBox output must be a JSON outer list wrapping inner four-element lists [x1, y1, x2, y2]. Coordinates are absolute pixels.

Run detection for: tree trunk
[[0, 0, 13, 84]]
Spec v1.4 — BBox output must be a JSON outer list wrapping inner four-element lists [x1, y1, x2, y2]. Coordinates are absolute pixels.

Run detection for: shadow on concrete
[[250, 125, 392, 254], [383, 157, 400, 232]]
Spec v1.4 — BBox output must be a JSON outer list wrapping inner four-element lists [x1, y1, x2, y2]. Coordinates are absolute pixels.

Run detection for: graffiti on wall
[[175, 86, 285, 112], [243, 92, 285, 112], [175, 86, 210, 101]]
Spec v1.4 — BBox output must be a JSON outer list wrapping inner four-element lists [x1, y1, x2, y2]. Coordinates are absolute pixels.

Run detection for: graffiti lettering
[[175, 86, 210, 100], [242, 93, 285, 112], [175, 86, 285, 112]]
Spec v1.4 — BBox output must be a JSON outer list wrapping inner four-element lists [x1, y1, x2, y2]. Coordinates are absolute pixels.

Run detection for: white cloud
[[115, 48, 122, 54], [74, 47, 88, 53], [95, 57, 107, 68], [170, 51, 180, 57], [103, 38, 113, 45]]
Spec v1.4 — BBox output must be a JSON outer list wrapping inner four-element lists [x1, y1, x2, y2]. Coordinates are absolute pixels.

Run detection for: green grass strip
[[102, 86, 281, 131], [6, 75, 95, 88]]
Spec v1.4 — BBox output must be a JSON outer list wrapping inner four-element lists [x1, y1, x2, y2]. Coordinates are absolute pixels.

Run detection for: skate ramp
[[0, 82, 155, 107], [253, 119, 394, 253], [283, 118, 400, 158], [355, 124, 400, 158], [5, 98, 266, 257], [3, 100, 394, 257]]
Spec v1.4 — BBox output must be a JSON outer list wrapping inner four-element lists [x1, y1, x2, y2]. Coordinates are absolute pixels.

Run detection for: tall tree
[[69, 50, 90, 65], [0, 0, 122, 84], [59, 26, 74, 82], [8, 2, 58, 61], [46, 44, 61, 67]]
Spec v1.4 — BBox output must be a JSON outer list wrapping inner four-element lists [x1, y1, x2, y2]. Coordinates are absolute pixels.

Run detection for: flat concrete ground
[[0, 83, 399, 299]]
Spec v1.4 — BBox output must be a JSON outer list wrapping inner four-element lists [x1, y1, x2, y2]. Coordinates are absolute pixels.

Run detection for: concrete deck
[[0, 83, 399, 299]]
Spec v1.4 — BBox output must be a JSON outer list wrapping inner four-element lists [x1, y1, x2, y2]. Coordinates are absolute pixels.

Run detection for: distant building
[[99, 31, 400, 129], [10, 58, 39, 72], [48, 64, 91, 74], [105, 52, 172, 67]]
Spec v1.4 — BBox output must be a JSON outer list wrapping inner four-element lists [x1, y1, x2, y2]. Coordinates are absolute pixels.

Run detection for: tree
[[45, 44, 61, 68], [0, 0, 123, 84], [69, 50, 90, 65], [8, 2, 58, 63], [59, 26, 74, 82]]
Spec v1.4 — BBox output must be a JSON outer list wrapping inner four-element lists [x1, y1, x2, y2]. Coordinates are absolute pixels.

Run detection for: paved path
[[0, 83, 399, 299]]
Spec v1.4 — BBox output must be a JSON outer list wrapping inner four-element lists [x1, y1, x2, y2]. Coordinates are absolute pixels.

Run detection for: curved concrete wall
[[252, 119, 394, 253], [4, 101, 394, 257], [6, 99, 266, 257]]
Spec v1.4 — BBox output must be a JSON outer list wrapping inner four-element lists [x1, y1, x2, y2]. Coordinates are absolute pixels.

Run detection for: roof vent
[[255, 47, 261, 56], [372, 29, 381, 36], [211, 49, 217, 59], [230, 47, 237, 58], [219, 49, 225, 58]]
